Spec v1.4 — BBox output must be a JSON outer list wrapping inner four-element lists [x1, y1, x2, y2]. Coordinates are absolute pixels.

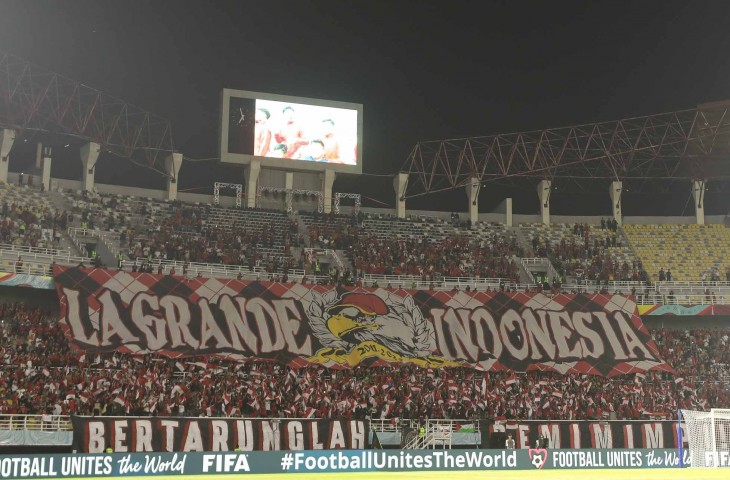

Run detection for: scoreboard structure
[[219, 89, 363, 211]]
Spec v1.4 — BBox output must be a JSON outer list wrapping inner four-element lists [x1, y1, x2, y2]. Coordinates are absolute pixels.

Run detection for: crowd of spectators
[[304, 212, 361, 250], [531, 223, 648, 283], [125, 202, 300, 273], [351, 234, 521, 281], [0, 199, 67, 250], [68, 191, 134, 233], [300, 212, 523, 283], [0, 302, 727, 421]]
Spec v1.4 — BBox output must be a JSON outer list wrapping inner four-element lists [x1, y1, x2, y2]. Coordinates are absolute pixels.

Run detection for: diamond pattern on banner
[[549, 361, 577, 375], [236, 281, 271, 300], [57, 267, 103, 298], [115, 273, 154, 305], [52, 265, 674, 377], [282, 283, 316, 302], [484, 292, 525, 318], [95, 271, 136, 298], [193, 278, 226, 303], [148, 274, 196, 299], [603, 294, 635, 314], [563, 294, 604, 312], [88, 309, 100, 331], [443, 291, 487, 310], [412, 290, 448, 316], [522, 293, 566, 311]]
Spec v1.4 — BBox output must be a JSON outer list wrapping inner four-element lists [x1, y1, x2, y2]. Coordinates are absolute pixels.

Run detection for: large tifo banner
[[0, 449, 696, 479], [71, 417, 367, 453], [54, 266, 672, 375]]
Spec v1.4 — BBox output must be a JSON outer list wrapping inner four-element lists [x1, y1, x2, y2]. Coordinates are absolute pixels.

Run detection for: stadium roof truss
[[401, 101, 730, 198], [0, 50, 174, 173]]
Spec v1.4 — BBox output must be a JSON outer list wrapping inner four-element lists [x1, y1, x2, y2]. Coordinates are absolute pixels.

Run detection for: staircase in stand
[[403, 420, 454, 449]]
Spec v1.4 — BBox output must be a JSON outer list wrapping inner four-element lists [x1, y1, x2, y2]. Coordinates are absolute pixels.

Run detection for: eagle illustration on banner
[[306, 290, 459, 368]]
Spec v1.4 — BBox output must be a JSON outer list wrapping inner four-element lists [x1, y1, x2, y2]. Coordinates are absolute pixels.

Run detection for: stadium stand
[[61, 189, 303, 274], [0, 301, 727, 420], [350, 215, 521, 280], [0, 183, 66, 251], [521, 222, 646, 283], [5, 182, 730, 303], [623, 224, 730, 282], [62, 189, 141, 233], [298, 211, 360, 250]]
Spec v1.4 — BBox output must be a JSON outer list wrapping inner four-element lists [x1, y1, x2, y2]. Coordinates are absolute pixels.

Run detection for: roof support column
[[692, 179, 706, 225], [465, 177, 479, 224], [41, 146, 52, 192], [537, 179, 551, 225], [245, 160, 260, 208], [165, 152, 183, 201], [609, 180, 623, 226], [285, 172, 294, 212], [80, 142, 100, 192], [321, 169, 336, 214], [504, 198, 513, 227], [0, 129, 15, 184], [393, 173, 408, 219]]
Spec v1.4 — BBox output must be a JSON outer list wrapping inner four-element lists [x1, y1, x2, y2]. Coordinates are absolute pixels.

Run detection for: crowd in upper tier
[[3, 184, 730, 285], [0, 302, 727, 420], [350, 235, 521, 281], [126, 202, 300, 272], [0, 186, 68, 251], [526, 222, 648, 283]]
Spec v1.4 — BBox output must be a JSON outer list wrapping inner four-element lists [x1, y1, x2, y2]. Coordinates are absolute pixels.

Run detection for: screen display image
[[227, 97, 358, 166]]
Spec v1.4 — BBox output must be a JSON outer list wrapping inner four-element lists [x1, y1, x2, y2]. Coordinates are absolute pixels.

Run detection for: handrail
[[0, 247, 89, 267], [371, 418, 480, 434], [0, 415, 481, 434], [0, 414, 71, 431], [0, 261, 52, 276], [659, 280, 730, 287], [520, 257, 548, 267], [303, 248, 345, 272], [636, 293, 730, 306], [570, 279, 649, 288], [69, 228, 124, 257], [0, 243, 71, 257], [323, 249, 344, 271], [123, 259, 305, 279], [362, 273, 510, 285], [521, 256, 561, 284]]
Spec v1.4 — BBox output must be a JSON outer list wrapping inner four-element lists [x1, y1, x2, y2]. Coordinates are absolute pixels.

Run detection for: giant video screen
[[220, 89, 362, 173]]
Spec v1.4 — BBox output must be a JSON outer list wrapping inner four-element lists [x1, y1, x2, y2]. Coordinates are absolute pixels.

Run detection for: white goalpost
[[681, 408, 730, 468]]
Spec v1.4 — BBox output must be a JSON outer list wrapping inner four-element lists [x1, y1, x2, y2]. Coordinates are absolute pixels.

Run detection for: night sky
[[2, 0, 730, 215]]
